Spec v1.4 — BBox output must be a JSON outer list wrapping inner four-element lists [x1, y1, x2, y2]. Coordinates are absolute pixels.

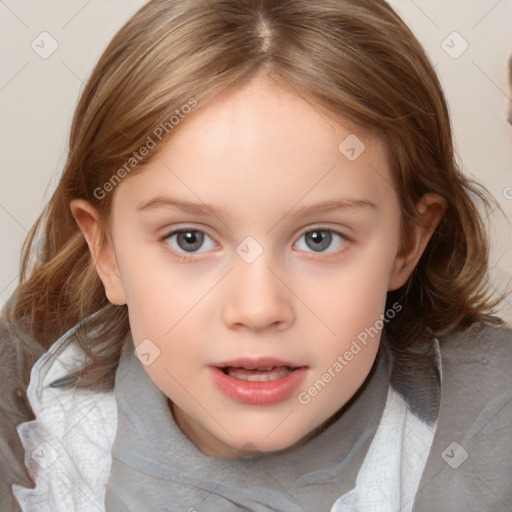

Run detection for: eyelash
[[160, 226, 351, 263]]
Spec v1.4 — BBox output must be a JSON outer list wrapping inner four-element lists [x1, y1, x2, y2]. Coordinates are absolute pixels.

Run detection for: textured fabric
[[331, 389, 437, 512], [10, 322, 117, 512], [413, 322, 512, 511]]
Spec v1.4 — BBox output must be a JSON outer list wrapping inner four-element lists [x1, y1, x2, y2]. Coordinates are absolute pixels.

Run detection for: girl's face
[[75, 75, 439, 458]]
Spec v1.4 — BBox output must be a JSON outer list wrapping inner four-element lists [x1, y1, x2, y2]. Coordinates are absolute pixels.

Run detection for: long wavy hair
[[3, 0, 503, 394]]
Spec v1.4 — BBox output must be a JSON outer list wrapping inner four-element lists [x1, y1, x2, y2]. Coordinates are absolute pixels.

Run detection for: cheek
[[296, 262, 391, 421], [121, 263, 209, 398], [301, 243, 397, 341], [116, 249, 221, 401], [114, 239, 205, 338]]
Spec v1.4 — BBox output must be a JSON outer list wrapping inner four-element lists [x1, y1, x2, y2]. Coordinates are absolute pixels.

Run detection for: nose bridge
[[221, 248, 295, 331]]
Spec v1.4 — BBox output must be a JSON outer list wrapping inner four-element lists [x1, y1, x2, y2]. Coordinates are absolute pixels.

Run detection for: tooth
[[226, 366, 293, 381]]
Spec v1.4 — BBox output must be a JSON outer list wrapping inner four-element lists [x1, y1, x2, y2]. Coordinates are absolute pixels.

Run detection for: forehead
[[166, 75, 371, 158], [113, 75, 397, 219]]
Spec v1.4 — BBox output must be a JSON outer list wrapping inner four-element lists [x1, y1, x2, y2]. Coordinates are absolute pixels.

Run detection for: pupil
[[178, 231, 203, 252], [307, 230, 331, 252]]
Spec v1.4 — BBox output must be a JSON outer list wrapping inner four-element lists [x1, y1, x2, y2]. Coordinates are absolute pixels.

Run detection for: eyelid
[[160, 223, 218, 242], [296, 224, 350, 239]]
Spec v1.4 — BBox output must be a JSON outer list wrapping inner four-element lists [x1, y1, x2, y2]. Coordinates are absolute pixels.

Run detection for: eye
[[163, 229, 217, 255], [294, 227, 347, 254]]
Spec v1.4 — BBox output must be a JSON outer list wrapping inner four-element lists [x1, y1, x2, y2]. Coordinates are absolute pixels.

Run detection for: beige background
[[1, 0, 511, 323]]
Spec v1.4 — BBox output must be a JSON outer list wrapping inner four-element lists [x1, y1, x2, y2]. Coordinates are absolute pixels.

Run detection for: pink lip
[[209, 357, 308, 405], [211, 357, 301, 369]]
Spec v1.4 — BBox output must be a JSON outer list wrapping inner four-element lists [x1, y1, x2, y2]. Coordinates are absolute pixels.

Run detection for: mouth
[[209, 357, 308, 405]]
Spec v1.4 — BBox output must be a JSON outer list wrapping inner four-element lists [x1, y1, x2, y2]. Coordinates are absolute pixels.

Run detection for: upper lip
[[210, 357, 305, 370]]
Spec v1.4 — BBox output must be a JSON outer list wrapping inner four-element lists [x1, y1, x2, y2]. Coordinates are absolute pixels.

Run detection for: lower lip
[[209, 366, 308, 405]]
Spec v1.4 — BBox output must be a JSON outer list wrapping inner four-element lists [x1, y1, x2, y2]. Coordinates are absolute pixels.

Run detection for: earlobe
[[388, 193, 446, 291], [69, 199, 127, 305]]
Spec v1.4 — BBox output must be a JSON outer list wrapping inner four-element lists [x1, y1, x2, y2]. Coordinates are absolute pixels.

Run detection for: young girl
[[1, 0, 511, 511]]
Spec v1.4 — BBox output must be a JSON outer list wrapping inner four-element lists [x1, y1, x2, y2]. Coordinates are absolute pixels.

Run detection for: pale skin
[[71, 74, 445, 458]]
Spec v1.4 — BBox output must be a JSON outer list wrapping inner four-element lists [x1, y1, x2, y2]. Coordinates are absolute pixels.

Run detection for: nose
[[221, 258, 295, 332]]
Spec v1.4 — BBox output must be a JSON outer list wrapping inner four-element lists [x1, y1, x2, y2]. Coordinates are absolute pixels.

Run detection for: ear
[[388, 193, 446, 291], [70, 199, 127, 305]]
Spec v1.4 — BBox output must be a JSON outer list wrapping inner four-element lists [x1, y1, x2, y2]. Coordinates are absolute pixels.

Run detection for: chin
[[222, 426, 311, 456]]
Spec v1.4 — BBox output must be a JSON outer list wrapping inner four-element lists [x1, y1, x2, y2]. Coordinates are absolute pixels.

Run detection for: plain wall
[[1, 0, 511, 323]]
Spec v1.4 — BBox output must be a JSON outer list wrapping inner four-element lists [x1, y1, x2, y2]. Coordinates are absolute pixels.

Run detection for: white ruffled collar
[[12, 323, 117, 512]]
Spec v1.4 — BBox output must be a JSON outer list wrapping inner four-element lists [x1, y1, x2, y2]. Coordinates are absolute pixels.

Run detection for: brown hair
[[3, 0, 503, 392]]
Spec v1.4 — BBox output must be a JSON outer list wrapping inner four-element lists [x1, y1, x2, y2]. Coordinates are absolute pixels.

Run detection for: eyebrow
[[136, 196, 377, 217]]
